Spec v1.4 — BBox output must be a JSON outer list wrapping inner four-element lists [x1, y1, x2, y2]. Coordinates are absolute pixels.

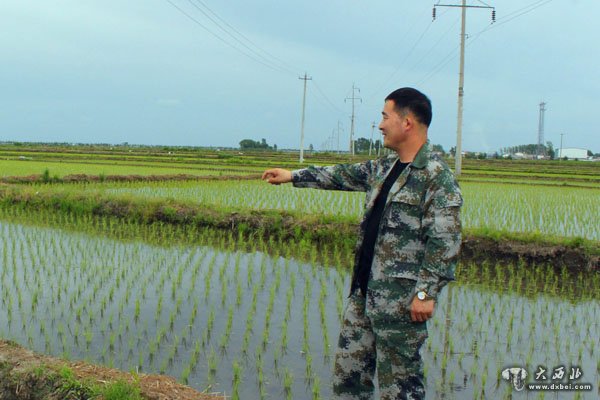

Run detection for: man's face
[[379, 100, 408, 151]]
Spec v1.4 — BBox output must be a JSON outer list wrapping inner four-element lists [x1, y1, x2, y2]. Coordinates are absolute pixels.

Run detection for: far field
[[1, 144, 599, 187]]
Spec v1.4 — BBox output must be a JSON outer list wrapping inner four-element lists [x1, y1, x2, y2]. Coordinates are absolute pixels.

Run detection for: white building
[[557, 148, 588, 160]]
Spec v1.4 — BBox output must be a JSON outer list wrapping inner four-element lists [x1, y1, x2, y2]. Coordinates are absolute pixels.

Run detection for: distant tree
[[273, 144, 278, 151], [546, 141, 555, 159], [308, 144, 314, 153], [587, 150, 593, 157], [505, 143, 554, 156], [239, 139, 273, 150], [502, 143, 559, 158], [449, 146, 456, 157], [239, 139, 258, 149], [353, 137, 371, 153]]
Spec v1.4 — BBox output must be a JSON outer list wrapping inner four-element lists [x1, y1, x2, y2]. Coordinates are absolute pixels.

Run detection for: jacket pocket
[[385, 190, 422, 231]]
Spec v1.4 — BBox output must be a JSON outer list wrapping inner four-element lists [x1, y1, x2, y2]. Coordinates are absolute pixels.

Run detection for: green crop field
[[1, 143, 599, 399], [21, 177, 599, 241]]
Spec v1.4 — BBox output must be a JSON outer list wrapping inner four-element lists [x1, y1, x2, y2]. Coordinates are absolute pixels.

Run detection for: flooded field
[[0, 220, 598, 399]]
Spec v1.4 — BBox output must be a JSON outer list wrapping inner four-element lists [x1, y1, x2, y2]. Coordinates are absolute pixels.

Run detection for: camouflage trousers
[[332, 278, 428, 400]]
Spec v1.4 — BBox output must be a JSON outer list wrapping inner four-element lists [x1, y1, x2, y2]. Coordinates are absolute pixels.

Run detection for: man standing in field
[[262, 87, 462, 400]]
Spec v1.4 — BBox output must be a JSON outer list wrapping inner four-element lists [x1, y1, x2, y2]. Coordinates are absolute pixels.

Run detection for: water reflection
[[0, 219, 597, 399]]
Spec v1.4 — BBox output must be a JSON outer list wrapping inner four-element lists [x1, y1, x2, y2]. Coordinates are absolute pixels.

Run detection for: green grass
[[0, 185, 597, 263], [3, 143, 598, 181], [0, 159, 241, 178], [1, 143, 599, 248], [56, 366, 143, 400], [38, 178, 597, 241]]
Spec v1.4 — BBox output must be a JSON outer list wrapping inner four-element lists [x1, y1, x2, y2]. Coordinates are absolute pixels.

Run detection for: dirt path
[[0, 340, 223, 400]]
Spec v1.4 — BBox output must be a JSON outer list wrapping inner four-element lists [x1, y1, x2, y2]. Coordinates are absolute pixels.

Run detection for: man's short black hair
[[385, 87, 432, 127]]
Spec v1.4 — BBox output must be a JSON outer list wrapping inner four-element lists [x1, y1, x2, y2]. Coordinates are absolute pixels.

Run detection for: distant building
[[558, 148, 588, 160]]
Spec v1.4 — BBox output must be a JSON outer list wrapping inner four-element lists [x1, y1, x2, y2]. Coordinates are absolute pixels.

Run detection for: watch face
[[417, 291, 426, 300]]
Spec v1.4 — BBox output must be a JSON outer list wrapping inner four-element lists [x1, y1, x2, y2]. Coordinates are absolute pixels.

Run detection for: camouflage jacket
[[292, 142, 462, 299]]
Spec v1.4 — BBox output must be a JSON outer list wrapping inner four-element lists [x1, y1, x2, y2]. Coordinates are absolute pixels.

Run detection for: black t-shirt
[[351, 160, 409, 296]]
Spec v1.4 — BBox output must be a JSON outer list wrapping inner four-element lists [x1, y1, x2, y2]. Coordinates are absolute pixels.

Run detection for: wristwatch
[[416, 291, 433, 301]]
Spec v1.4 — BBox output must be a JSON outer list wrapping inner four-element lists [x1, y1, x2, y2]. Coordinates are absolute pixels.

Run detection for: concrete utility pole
[[433, 1, 495, 176], [330, 129, 335, 152], [299, 73, 312, 163], [537, 101, 546, 158], [559, 133, 565, 160], [337, 120, 342, 153], [369, 122, 376, 156], [345, 84, 361, 156]]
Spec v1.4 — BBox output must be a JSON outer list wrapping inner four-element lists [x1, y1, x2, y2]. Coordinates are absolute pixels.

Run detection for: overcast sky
[[1, 0, 598, 153]]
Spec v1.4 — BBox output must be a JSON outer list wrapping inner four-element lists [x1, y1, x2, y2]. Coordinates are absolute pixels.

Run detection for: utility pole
[[559, 133, 565, 161], [330, 129, 335, 152], [345, 84, 361, 156], [369, 122, 376, 156], [298, 73, 312, 163], [337, 121, 342, 154], [433, 1, 495, 176], [537, 101, 546, 158]]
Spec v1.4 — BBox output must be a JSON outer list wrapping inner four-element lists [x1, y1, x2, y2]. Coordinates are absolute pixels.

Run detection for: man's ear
[[403, 113, 414, 130]]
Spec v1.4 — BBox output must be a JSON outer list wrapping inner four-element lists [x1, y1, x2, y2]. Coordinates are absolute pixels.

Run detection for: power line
[[417, 0, 554, 86], [468, 0, 555, 43], [368, 21, 434, 100], [311, 80, 345, 115], [406, 16, 459, 79], [416, 43, 460, 86], [165, 0, 295, 75], [366, 6, 440, 100], [188, 0, 300, 75], [360, 6, 431, 95]]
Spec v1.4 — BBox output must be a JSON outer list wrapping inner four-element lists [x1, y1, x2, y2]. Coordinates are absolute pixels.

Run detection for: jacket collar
[[382, 140, 430, 169], [409, 140, 430, 169]]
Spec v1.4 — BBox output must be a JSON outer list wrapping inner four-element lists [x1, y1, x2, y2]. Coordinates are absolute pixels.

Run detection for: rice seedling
[[283, 367, 293, 399], [311, 375, 321, 400], [305, 352, 313, 379], [232, 359, 242, 400], [207, 348, 218, 381]]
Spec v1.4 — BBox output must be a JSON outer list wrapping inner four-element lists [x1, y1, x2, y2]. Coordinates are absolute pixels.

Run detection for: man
[[262, 87, 462, 399]]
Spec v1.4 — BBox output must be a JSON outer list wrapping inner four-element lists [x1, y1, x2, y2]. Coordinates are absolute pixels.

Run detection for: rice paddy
[[93, 179, 600, 240], [0, 215, 598, 399], [1, 145, 599, 398]]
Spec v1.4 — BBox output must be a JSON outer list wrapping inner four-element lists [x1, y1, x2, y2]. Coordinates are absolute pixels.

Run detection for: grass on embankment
[[0, 339, 217, 400], [1, 184, 597, 270], [0, 346, 143, 400]]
